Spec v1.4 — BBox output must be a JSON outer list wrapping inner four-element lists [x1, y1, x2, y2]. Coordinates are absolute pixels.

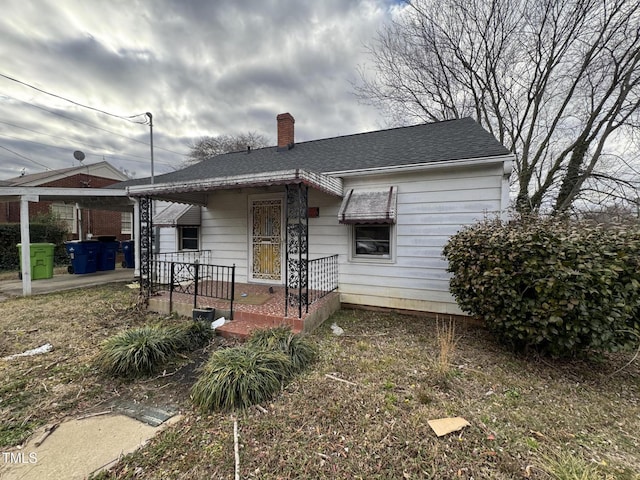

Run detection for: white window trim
[[179, 225, 200, 251], [348, 223, 396, 264], [51, 203, 77, 234], [121, 212, 133, 234]]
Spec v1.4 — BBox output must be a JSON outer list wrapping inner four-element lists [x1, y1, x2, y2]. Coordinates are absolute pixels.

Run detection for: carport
[[0, 187, 137, 296]]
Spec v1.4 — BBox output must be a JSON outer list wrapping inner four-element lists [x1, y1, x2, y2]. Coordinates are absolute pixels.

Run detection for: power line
[[0, 134, 176, 170], [0, 121, 174, 165], [0, 144, 50, 169], [0, 71, 148, 124], [0, 92, 188, 157]]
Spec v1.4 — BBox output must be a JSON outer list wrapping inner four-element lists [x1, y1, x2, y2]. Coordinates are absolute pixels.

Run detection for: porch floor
[[148, 282, 340, 339]]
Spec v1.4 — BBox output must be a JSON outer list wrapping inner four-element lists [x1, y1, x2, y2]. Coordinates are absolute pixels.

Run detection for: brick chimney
[[277, 112, 295, 151]]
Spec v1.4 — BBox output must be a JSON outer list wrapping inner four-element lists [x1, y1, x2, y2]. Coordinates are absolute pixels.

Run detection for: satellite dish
[[73, 150, 85, 162]]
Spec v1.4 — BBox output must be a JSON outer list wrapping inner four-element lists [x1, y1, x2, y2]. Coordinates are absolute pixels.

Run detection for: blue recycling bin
[[65, 240, 100, 274], [97, 241, 119, 271], [121, 240, 135, 268]]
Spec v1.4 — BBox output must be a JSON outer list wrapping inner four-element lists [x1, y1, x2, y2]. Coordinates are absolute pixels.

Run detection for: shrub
[[97, 325, 181, 377], [191, 347, 293, 411], [443, 216, 640, 357], [246, 325, 317, 373]]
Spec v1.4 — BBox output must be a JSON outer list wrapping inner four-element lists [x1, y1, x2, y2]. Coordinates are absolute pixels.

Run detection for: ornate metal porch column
[[139, 196, 153, 298], [285, 183, 309, 318]]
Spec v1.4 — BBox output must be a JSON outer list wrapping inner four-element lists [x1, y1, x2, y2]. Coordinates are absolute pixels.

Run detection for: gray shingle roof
[[116, 117, 510, 188], [3, 165, 78, 185]]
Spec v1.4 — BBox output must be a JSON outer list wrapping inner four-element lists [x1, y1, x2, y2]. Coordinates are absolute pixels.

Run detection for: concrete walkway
[[0, 269, 136, 300], [0, 413, 182, 479]]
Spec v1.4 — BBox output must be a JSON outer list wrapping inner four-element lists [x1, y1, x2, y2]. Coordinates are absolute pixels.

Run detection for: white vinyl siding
[[336, 164, 503, 314], [200, 189, 250, 282], [307, 188, 348, 261], [158, 227, 177, 253]]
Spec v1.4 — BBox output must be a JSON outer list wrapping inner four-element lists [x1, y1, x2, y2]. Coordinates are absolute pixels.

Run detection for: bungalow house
[[123, 114, 513, 330]]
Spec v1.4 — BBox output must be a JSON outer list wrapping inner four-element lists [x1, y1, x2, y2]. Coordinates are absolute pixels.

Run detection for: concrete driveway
[[0, 269, 136, 300]]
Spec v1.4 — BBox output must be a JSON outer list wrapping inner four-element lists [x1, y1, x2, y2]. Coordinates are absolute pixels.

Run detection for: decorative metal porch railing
[[307, 254, 339, 308], [139, 196, 152, 295], [151, 260, 235, 319], [154, 250, 212, 265]]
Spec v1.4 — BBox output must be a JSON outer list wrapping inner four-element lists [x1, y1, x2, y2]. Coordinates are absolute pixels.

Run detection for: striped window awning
[[338, 186, 397, 224]]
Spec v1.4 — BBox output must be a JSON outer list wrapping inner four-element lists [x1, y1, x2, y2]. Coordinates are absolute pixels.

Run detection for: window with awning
[[338, 186, 397, 224]]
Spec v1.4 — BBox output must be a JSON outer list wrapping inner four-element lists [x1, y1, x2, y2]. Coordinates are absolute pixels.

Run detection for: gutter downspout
[[76, 203, 83, 241], [501, 160, 513, 220]]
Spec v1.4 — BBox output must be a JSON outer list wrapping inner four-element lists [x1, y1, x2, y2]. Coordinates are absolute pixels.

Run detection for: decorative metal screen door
[[250, 197, 283, 283]]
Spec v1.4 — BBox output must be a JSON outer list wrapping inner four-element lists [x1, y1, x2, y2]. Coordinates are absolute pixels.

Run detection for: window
[[50, 203, 76, 233], [179, 226, 199, 250], [353, 224, 391, 258], [121, 212, 132, 234]]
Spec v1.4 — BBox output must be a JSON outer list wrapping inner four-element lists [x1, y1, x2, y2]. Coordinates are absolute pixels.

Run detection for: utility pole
[[146, 112, 154, 184]]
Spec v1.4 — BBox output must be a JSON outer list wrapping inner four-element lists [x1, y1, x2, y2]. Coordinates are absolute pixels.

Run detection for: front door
[[249, 196, 283, 283]]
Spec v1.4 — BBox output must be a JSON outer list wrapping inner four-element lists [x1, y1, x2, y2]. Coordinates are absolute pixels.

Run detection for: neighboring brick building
[[0, 161, 132, 241]]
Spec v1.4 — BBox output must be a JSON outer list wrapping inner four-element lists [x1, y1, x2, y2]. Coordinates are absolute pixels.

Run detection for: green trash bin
[[17, 243, 56, 280]]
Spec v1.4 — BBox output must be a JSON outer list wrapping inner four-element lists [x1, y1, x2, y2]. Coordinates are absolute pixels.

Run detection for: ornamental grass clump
[[169, 320, 214, 351], [98, 321, 213, 377], [246, 325, 318, 373], [434, 315, 458, 381], [191, 346, 293, 411], [97, 325, 180, 377]]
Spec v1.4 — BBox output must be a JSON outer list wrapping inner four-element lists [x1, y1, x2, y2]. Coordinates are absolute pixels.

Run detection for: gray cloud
[[0, 0, 393, 179]]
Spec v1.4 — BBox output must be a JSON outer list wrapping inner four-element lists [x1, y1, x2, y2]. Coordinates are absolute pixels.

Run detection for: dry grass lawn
[[1, 284, 639, 479]]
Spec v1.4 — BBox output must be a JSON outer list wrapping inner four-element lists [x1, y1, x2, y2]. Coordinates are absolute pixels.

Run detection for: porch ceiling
[[126, 169, 344, 200]]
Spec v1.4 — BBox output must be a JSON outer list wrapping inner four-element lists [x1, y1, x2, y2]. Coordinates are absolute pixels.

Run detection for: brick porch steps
[[216, 311, 304, 340], [148, 289, 341, 340]]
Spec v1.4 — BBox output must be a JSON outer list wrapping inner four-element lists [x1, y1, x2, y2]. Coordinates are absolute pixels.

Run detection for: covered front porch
[[127, 170, 345, 336], [146, 249, 340, 337]]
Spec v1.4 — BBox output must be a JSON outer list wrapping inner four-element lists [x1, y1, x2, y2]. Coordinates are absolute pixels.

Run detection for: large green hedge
[[443, 216, 640, 357], [0, 221, 68, 271]]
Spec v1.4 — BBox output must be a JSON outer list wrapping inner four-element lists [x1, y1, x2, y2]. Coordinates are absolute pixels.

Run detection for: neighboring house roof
[[117, 117, 511, 190], [3, 161, 128, 186]]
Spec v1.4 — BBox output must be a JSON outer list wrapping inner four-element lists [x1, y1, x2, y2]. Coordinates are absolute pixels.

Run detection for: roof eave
[[325, 154, 514, 177], [127, 169, 344, 198]]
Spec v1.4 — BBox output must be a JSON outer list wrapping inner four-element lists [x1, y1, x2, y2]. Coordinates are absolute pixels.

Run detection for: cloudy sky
[[0, 0, 403, 180]]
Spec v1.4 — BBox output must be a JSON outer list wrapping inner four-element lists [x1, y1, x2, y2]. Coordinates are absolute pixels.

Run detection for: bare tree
[[187, 132, 270, 164], [355, 0, 640, 214]]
